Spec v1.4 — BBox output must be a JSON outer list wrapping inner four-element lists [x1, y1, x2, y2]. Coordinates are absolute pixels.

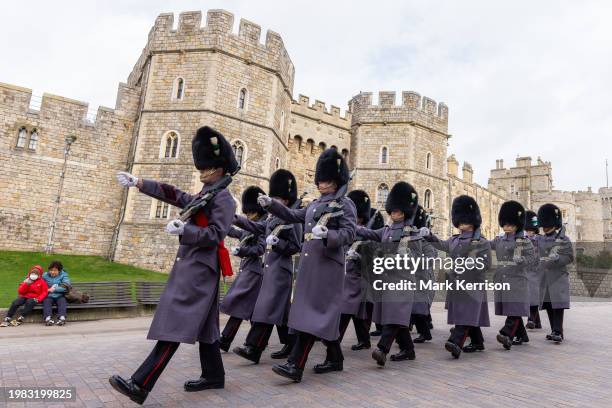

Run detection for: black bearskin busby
[[241, 186, 266, 216], [348, 190, 371, 223], [537, 203, 562, 229], [314, 148, 350, 187], [369, 208, 385, 230], [413, 205, 431, 229], [451, 195, 482, 229], [385, 181, 419, 219], [269, 169, 298, 206], [524, 210, 539, 232], [498, 200, 526, 232], [192, 126, 239, 174]]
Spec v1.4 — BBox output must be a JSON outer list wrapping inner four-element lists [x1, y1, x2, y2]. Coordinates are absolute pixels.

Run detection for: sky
[[2, 0, 610, 191]]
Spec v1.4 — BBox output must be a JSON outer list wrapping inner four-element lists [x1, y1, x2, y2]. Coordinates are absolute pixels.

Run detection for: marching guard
[[219, 186, 267, 352], [491, 201, 537, 350], [258, 149, 356, 382], [536, 204, 574, 343], [524, 210, 543, 329], [232, 169, 302, 363], [109, 126, 238, 404], [421, 195, 491, 359]]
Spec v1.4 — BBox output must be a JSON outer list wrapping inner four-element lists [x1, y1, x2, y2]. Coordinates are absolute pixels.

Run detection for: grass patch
[[0, 250, 168, 306]]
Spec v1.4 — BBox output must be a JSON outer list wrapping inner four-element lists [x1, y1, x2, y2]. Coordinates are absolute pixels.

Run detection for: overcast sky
[[2, 0, 610, 191]]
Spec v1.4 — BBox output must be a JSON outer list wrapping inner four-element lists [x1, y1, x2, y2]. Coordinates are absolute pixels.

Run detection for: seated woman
[[42, 261, 71, 326], [2, 265, 48, 326]]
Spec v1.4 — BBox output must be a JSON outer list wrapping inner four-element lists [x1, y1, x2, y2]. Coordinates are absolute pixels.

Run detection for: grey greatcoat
[[340, 253, 365, 316], [537, 230, 574, 309], [267, 193, 356, 341], [526, 234, 542, 306], [427, 230, 491, 327], [491, 232, 537, 317], [139, 179, 236, 344], [234, 214, 302, 326], [219, 226, 265, 320], [357, 220, 430, 326]]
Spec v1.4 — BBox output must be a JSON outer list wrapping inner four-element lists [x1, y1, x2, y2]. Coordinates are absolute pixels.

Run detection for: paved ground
[[1, 302, 612, 408]]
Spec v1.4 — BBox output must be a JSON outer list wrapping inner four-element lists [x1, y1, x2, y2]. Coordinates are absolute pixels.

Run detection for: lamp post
[[45, 135, 77, 254]]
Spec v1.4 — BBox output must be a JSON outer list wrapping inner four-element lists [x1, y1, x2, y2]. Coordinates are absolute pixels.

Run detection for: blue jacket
[[42, 270, 71, 299]]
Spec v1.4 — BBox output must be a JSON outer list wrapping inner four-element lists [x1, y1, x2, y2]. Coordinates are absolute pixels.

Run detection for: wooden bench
[[34, 281, 136, 309], [135, 281, 166, 305]]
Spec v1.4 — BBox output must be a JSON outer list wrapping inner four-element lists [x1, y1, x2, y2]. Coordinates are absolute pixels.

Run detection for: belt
[[497, 261, 517, 267]]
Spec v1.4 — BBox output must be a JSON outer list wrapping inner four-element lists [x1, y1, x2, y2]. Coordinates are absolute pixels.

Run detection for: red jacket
[[17, 266, 48, 302]]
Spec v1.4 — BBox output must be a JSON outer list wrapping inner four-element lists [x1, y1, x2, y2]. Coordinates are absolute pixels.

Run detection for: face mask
[[29, 273, 39, 281]]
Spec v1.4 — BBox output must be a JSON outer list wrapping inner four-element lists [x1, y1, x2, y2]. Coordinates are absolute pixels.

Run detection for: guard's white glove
[[498, 231, 506, 238], [312, 225, 328, 239], [418, 227, 430, 238], [266, 235, 280, 247], [165, 219, 185, 235], [549, 253, 560, 261], [346, 249, 359, 259], [230, 247, 240, 256], [513, 255, 525, 264], [116, 171, 138, 187], [257, 194, 273, 208]]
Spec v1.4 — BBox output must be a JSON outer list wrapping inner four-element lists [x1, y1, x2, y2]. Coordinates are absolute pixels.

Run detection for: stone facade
[[1, 9, 609, 273]]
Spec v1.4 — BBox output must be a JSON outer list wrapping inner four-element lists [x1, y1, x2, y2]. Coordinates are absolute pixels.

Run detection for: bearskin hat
[[348, 190, 372, 222], [385, 181, 419, 219], [451, 195, 482, 229], [369, 209, 385, 230], [498, 200, 526, 232], [241, 186, 266, 216], [269, 169, 298, 206], [524, 210, 539, 232], [192, 126, 239, 174], [537, 203, 562, 229], [314, 148, 350, 187], [413, 205, 431, 229]]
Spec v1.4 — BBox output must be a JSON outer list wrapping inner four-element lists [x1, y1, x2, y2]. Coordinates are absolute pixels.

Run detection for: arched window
[[380, 146, 388, 164], [280, 111, 285, 133], [341, 149, 349, 159], [16, 127, 27, 148], [319, 142, 327, 151], [331, 145, 338, 150], [424, 189, 432, 209], [174, 77, 185, 100], [426, 152, 432, 170], [232, 140, 246, 166], [162, 131, 179, 158], [238, 88, 248, 110], [376, 183, 389, 205], [275, 157, 281, 170], [28, 129, 39, 150]]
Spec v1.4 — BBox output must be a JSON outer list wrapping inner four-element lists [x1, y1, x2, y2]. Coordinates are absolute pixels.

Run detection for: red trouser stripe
[[142, 344, 172, 386], [510, 318, 520, 337], [298, 338, 315, 368]]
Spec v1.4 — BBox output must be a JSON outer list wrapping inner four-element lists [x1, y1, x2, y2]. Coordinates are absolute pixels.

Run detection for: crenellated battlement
[[128, 10, 295, 94], [348, 90, 448, 134], [0, 82, 139, 128], [290, 94, 352, 129]]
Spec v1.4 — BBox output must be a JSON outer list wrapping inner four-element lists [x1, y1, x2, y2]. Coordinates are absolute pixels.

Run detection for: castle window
[[380, 146, 388, 164], [238, 88, 248, 110], [155, 200, 170, 219], [28, 129, 39, 150], [331, 145, 338, 150], [280, 111, 285, 133], [16, 127, 27, 148], [162, 131, 179, 158], [275, 157, 281, 170], [426, 152, 432, 170], [232, 140, 246, 167], [319, 142, 327, 151], [174, 77, 185, 100], [424, 189, 432, 209], [341, 149, 349, 159], [376, 183, 389, 205]]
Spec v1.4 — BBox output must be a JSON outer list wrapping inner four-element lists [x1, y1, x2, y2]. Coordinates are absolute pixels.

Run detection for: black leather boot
[[371, 348, 387, 366], [233, 345, 262, 364], [550, 332, 563, 343], [270, 344, 292, 359], [184, 377, 224, 392], [313, 360, 343, 374], [271, 362, 303, 382], [496, 333, 512, 350], [444, 341, 462, 359], [108, 375, 149, 405], [351, 341, 371, 350], [413, 334, 432, 343], [390, 349, 415, 361], [219, 336, 231, 352], [526, 320, 536, 330], [462, 343, 485, 353], [370, 329, 382, 336]]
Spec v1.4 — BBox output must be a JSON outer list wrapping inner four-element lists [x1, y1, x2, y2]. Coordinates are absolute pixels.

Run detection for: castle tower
[[488, 156, 553, 209], [348, 91, 450, 231], [113, 10, 295, 271]]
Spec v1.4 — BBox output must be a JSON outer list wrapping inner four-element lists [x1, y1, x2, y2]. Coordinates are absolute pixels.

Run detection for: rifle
[[266, 192, 308, 250], [346, 208, 381, 260], [174, 174, 233, 226]]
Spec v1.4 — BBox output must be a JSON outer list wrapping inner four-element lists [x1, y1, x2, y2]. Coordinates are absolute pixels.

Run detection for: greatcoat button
[[176, 257, 181, 261], [265, 264, 269, 267], [304, 253, 309, 256]]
